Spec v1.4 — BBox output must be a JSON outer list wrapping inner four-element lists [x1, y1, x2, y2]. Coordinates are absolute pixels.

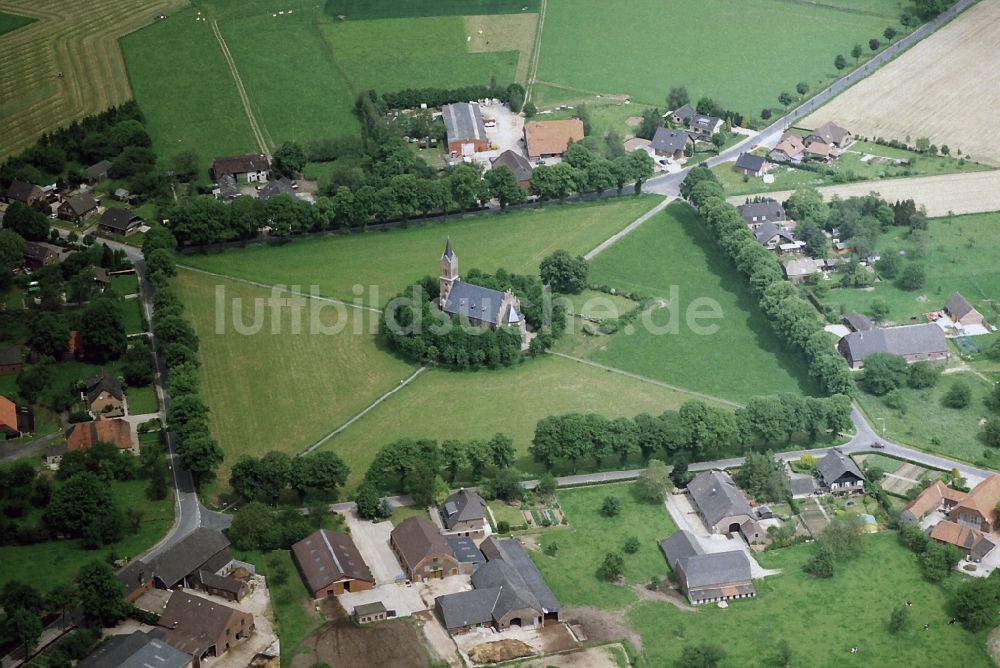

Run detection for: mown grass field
[[530, 483, 678, 610], [578, 202, 819, 403], [178, 196, 663, 306], [0, 10, 32, 35], [323, 0, 540, 20], [536, 0, 894, 111], [819, 212, 1000, 325], [175, 268, 417, 481], [630, 534, 992, 668]]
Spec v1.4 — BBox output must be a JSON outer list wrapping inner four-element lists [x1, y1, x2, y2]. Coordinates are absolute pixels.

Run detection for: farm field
[[0, 0, 187, 160], [530, 483, 678, 610], [323, 0, 541, 20], [630, 534, 992, 667], [178, 196, 663, 306], [802, 1, 1000, 166], [577, 202, 819, 403], [175, 269, 417, 481], [536, 0, 893, 112], [316, 355, 727, 489], [0, 10, 32, 35], [817, 212, 1000, 325]]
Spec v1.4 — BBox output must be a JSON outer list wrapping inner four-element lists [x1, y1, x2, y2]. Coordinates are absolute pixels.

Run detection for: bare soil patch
[[562, 606, 643, 652], [291, 603, 428, 668], [468, 639, 534, 664]]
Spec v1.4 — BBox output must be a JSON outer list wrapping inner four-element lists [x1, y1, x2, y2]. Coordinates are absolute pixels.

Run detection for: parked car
[[871, 442, 885, 449]]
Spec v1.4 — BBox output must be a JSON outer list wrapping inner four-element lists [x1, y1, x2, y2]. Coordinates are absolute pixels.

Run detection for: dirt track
[[800, 1, 1000, 166], [727, 171, 1000, 217]]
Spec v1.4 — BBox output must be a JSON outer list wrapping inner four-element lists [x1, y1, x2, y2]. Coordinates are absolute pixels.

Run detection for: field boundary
[[524, 0, 546, 104], [209, 18, 270, 155], [584, 196, 671, 260]]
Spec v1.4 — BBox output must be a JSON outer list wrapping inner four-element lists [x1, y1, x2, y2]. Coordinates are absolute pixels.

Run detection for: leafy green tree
[[733, 450, 790, 502], [952, 576, 1000, 630], [43, 472, 124, 545], [28, 312, 69, 359], [635, 459, 673, 502], [598, 552, 624, 581], [805, 543, 836, 577], [483, 468, 524, 502], [7, 608, 42, 659], [676, 643, 725, 668], [777, 91, 794, 109], [535, 472, 557, 498], [666, 86, 689, 111], [272, 142, 306, 178], [820, 514, 865, 561], [122, 342, 156, 387], [601, 495, 621, 517], [228, 501, 280, 550], [888, 604, 910, 633], [942, 380, 971, 409], [76, 561, 127, 627], [146, 248, 176, 277], [529, 163, 579, 203], [869, 38, 881, 51], [863, 353, 909, 395], [626, 150, 655, 192], [851, 43, 863, 63], [883, 26, 898, 43], [624, 536, 640, 554], [1, 581, 44, 614], [3, 202, 49, 241], [523, 102, 537, 118], [984, 417, 1000, 449], [636, 107, 663, 140], [0, 229, 26, 270], [449, 164, 487, 212], [355, 482, 391, 520], [170, 150, 200, 182], [876, 251, 901, 279], [868, 298, 891, 322], [834, 54, 847, 71], [796, 82, 809, 96], [441, 440, 467, 483], [80, 299, 127, 361], [176, 432, 224, 484], [897, 263, 925, 290], [488, 432, 515, 469], [907, 361, 940, 389], [539, 250, 588, 294], [919, 541, 962, 582], [484, 165, 526, 209]]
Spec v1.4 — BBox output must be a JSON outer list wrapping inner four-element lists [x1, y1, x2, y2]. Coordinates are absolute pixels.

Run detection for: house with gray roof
[[946, 292, 988, 329], [57, 192, 99, 223], [816, 449, 865, 494], [3, 179, 45, 206], [837, 323, 949, 369], [687, 114, 723, 141], [441, 488, 487, 536], [78, 630, 191, 668], [660, 530, 756, 605], [754, 221, 796, 250], [667, 103, 696, 126], [843, 311, 874, 332], [84, 160, 112, 183], [118, 527, 232, 601], [490, 150, 533, 186], [258, 176, 297, 201], [650, 127, 692, 160], [687, 470, 754, 535], [99, 207, 143, 235], [734, 152, 770, 177], [442, 102, 489, 156], [737, 200, 785, 229], [447, 536, 485, 568], [213, 173, 239, 201]]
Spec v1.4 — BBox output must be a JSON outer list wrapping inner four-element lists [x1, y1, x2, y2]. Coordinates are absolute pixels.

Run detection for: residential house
[[667, 104, 696, 126], [768, 132, 806, 162], [257, 176, 297, 201], [23, 241, 67, 270], [93, 267, 111, 291], [660, 530, 756, 605], [0, 347, 24, 375], [806, 121, 852, 149], [650, 127, 693, 160], [946, 292, 988, 329], [3, 179, 45, 206], [842, 311, 874, 332], [78, 631, 192, 668], [754, 221, 796, 250], [390, 516, 461, 581], [901, 480, 966, 523], [84, 368, 125, 415], [118, 527, 233, 601], [65, 417, 133, 451], [0, 395, 33, 437], [435, 537, 560, 633], [210, 154, 270, 183], [734, 153, 771, 177], [98, 208, 143, 236], [837, 323, 949, 369], [114, 187, 133, 202], [930, 521, 996, 562], [213, 174, 240, 201], [291, 529, 375, 598], [84, 160, 112, 183], [686, 114, 723, 141], [524, 119, 585, 160], [950, 475, 1000, 533], [441, 488, 488, 536], [803, 141, 831, 160], [781, 258, 823, 283], [438, 239, 528, 347], [57, 192, 99, 223], [156, 591, 254, 666], [442, 102, 490, 156], [687, 470, 755, 536], [816, 449, 865, 494], [490, 150, 533, 187], [737, 201, 785, 229], [354, 601, 390, 624]]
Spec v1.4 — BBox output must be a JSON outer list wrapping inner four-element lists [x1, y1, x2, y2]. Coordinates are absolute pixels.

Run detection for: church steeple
[[439, 238, 459, 307]]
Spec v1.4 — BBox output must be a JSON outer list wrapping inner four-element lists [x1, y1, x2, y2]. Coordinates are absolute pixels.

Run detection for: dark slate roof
[[840, 323, 948, 362], [753, 221, 795, 245], [0, 346, 22, 366], [442, 102, 487, 145], [495, 538, 559, 614], [660, 530, 703, 571], [816, 449, 865, 485], [157, 591, 248, 657], [442, 237, 455, 261], [61, 192, 98, 216], [972, 535, 996, 561], [93, 267, 110, 284], [198, 570, 246, 596], [437, 587, 500, 629], [147, 527, 230, 588], [670, 104, 695, 122], [291, 529, 374, 593], [736, 200, 785, 225], [354, 601, 387, 616], [681, 550, 753, 588], [23, 241, 65, 263], [690, 114, 721, 134], [5, 179, 41, 202], [735, 153, 767, 172], [491, 150, 533, 182], [77, 631, 191, 668], [447, 536, 485, 564], [212, 154, 269, 176], [217, 174, 239, 199], [84, 368, 124, 404], [946, 292, 975, 319], [258, 177, 296, 201], [85, 160, 112, 180], [790, 475, 816, 496], [687, 470, 753, 527], [479, 535, 504, 561], [843, 311, 874, 332], [443, 281, 519, 326], [442, 488, 486, 529], [650, 127, 689, 154], [99, 207, 142, 232]]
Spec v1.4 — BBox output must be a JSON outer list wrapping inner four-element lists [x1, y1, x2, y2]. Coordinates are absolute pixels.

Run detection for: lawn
[[127, 384, 159, 415], [110, 273, 139, 296], [178, 196, 663, 306], [317, 354, 728, 490], [487, 500, 526, 530], [118, 297, 146, 334], [390, 505, 431, 526], [855, 371, 998, 467], [529, 483, 677, 610], [175, 268, 417, 482], [0, 478, 174, 590], [562, 289, 638, 322], [0, 11, 33, 36], [629, 534, 992, 668], [536, 0, 895, 112], [818, 212, 1000, 325], [581, 201, 819, 403], [121, 6, 258, 169]]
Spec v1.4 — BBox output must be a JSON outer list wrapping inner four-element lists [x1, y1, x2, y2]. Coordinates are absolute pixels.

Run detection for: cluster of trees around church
[[379, 268, 566, 368], [680, 168, 854, 396]]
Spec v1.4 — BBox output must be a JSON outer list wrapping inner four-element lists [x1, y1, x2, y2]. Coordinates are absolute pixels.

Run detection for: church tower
[[439, 238, 459, 307]]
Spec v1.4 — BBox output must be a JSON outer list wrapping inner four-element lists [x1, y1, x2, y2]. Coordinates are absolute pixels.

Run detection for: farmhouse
[[946, 292, 988, 329], [0, 346, 24, 375], [842, 311, 874, 332], [3, 179, 45, 205], [667, 104, 696, 126], [737, 200, 785, 229], [77, 631, 191, 668], [442, 102, 489, 156], [901, 480, 965, 522], [98, 208, 142, 235], [257, 176, 296, 201], [524, 119, 585, 160], [490, 150, 533, 187], [950, 475, 1000, 532], [660, 530, 756, 605], [768, 132, 805, 162], [157, 591, 254, 665], [57, 192, 99, 223], [441, 488, 488, 537], [84, 160, 112, 183], [438, 239, 528, 347], [754, 221, 796, 250], [291, 529, 375, 598], [806, 121, 853, 149], [687, 470, 754, 535], [650, 127, 692, 160], [65, 417, 133, 451], [84, 368, 125, 415], [211, 154, 270, 183], [734, 153, 771, 177], [930, 521, 996, 561], [0, 395, 33, 437], [118, 527, 233, 601], [837, 323, 949, 369], [390, 516, 461, 581], [23, 241, 67, 270], [816, 449, 865, 494], [688, 114, 723, 142], [213, 174, 239, 201]]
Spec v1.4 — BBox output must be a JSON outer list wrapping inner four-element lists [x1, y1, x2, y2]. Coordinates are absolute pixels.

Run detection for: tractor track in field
[[210, 18, 270, 157]]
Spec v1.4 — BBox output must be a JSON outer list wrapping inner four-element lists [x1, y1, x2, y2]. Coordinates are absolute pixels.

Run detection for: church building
[[438, 239, 529, 348]]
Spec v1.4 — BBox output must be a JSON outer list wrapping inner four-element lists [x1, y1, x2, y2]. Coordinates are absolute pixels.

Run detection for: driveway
[[338, 583, 426, 618], [342, 510, 403, 585]]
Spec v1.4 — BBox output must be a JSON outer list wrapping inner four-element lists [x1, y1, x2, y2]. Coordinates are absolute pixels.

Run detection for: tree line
[[229, 450, 349, 505], [680, 168, 854, 396]]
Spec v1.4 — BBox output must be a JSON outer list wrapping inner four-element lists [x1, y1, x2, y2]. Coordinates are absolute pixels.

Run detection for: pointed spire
[[442, 237, 454, 260]]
